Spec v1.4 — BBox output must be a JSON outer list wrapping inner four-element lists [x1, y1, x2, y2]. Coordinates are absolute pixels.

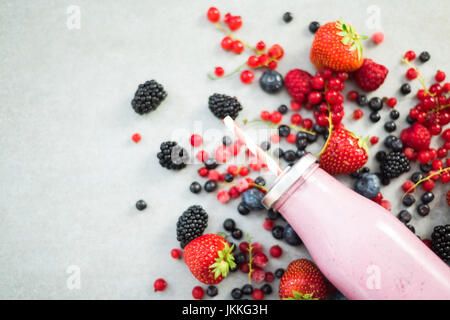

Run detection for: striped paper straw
[[223, 116, 283, 176]]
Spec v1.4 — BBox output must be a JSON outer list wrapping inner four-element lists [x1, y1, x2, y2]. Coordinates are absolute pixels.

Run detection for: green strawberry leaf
[[335, 19, 367, 59], [283, 290, 319, 300], [209, 242, 236, 279]]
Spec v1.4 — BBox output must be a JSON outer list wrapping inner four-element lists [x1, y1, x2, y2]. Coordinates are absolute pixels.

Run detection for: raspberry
[[371, 31, 384, 44], [251, 267, 266, 282], [217, 190, 231, 204], [215, 145, 231, 163], [284, 69, 313, 103], [253, 253, 268, 267], [400, 123, 431, 151], [353, 59, 389, 92]]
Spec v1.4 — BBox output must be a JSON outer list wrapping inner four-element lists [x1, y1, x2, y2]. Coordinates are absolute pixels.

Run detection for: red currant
[[404, 50, 416, 61], [258, 54, 268, 65], [240, 70, 254, 84], [231, 40, 244, 54], [196, 150, 208, 162], [311, 76, 325, 90], [268, 44, 284, 60], [190, 134, 203, 147], [385, 97, 396, 108], [371, 31, 384, 44], [214, 66, 224, 77], [256, 41, 266, 51], [227, 16, 242, 31], [417, 150, 430, 164], [290, 101, 301, 111], [442, 129, 450, 141], [247, 55, 260, 68], [421, 180, 434, 192], [370, 136, 379, 145], [402, 180, 415, 193], [269, 245, 283, 258], [260, 110, 271, 121], [268, 61, 277, 70], [286, 133, 296, 144], [154, 278, 167, 292], [435, 70, 446, 82], [347, 90, 359, 102], [431, 159, 443, 170], [206, 7, 220, 23], [302, 118, 313, 130], [353, 109, 363, 120], [406, 68, 418, 80], [308, 91, 322, 104], [437, 147, 447, 158], [132, 133, 141, 143], [325, 90, 339, 104], [270, 111, 282, 124], [192, 286, 204, 300], [221, 36, 233, 50], [441, 172, 450, 183], [170, 248, 182, 259]]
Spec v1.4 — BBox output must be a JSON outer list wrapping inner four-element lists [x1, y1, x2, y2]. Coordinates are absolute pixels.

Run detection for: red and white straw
[[223, 116, 283, 176]]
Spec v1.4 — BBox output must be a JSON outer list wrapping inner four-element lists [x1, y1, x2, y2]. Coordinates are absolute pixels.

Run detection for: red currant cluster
[[206, 7, 284, 84], [190, 133, 269, 204]]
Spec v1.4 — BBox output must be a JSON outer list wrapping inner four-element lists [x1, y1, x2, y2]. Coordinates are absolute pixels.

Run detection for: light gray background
[[0, 0, 449, 299]]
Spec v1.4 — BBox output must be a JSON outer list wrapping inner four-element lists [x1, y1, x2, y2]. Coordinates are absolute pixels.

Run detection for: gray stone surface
[[0, 0, 448, 299]]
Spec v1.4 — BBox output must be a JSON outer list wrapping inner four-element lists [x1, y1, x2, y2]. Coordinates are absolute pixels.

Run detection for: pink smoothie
[[270, 156, 450, 300]]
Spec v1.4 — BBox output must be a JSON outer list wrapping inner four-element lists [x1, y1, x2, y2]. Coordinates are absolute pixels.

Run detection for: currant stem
[[401, 58, 435, 97], [401, 167, 449, 199], [316, 103, 333, 157], [207, 61, 248, 80], [244, 233, 254, 284], [214, 22, 257, 52]]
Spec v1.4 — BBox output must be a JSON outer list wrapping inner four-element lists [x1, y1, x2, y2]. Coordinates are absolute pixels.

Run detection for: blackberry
[[176, 205, 208, 248], [131, 80, 167, 115], [375, 151, 387, 162], [208, 93, 242, 120], [380, 151, 410, 179], [157, 141, 189, 170], [431, 225, 450, 262]]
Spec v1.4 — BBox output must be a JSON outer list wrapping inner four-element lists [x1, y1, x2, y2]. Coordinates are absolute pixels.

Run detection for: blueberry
[[231, 228, 243, 240], [207, 286, 218, 297], [328, 291, 348, 300], [384, 135, 397, 149], [296, 137, 308, 150], [224, 173, 234, 182], [223, 218, 236, 231], [278, 104, 288, 114], [267, 209, 280, 220], [411, 172, 424, 183], [283, 12, 293, 23], [237, 202, 250, 215], [308, 21, 320, 33], [234, 252, 247, 265], [384, 121, 397, 132], [402, 194, 415, 207], [369, 111, 381, 123], [368, 97, 383, 111], [406, 115, 416, 124], [190, 181, 202, 194], [417, 204, 430, 217], [261, 284, 272, 295], [397, 210, 411, 223], [274, 268, 285, 278], [296, 149, 306, 159], [254, 176, 266, 186], [242, 284, 253, 295], [204, 158, 218, 169], [204, 180, 217, 192], [406, 224, 415, 233], [273, 148, 284, 158], [259, 70, 284, 93], [313, 123, 327, 134], [357, 94, 368, 107], [272, 226, 284, 239], [390, 139, 404, 152], [278, 124, 291, 137], [135, 200, 147, 211], [283, 225, 302, 246], [390, 110, 400, 120], [419, 51, 430, 62], [421, 192, 434, 204], [354, 173, 381, 199], [283, 150, 297, 163], [242, 189, 265, 210], [306, 132, 318, 143], [222, 136, 232, 146], [401, 83, 411, 95], [260, 141, 271, 151], [420, 163, 432, 173], [231, 288, 243, 299]]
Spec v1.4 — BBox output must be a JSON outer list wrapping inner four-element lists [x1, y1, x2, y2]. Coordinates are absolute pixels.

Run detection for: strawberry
[[353, 58, 389, 92], [284, 69, 313, 103], [310, 20, 366, 72], [319, 127, 368, 175], [184, 234, 236, 284], [400, 123, 431, 151], [279, 259, 327, 300]]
